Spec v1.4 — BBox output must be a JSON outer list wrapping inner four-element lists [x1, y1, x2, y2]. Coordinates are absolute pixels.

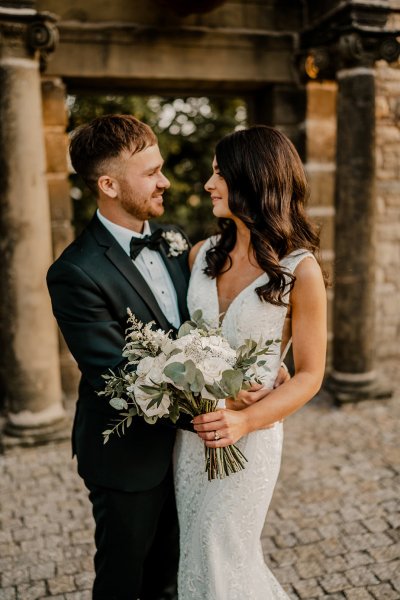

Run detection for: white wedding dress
[[173, 237, 314, 600]]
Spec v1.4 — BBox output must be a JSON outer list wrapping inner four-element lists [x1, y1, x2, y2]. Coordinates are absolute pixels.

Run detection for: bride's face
[[204, 158, 233, 219]]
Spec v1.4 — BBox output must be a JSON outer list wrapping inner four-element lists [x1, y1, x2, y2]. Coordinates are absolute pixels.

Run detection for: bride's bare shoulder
[[189, 240, 206, 270]]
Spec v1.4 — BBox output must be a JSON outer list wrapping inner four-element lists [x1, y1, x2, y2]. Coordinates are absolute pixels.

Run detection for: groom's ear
[[98, 174, 119, 199]]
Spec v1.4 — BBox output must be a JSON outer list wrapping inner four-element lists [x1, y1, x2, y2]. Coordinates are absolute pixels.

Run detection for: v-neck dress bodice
[[173, 236, 314, 600], [187, 236, 312, 388]]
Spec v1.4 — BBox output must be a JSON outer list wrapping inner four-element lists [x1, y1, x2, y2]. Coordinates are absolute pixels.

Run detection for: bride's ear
[[98, 175, 119, 199]]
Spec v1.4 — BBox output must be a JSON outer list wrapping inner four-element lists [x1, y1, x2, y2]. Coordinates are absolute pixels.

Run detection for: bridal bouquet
[[99, 309, 276, 480]]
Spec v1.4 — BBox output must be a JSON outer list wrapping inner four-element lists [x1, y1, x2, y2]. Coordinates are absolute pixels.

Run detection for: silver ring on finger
[[214, 430, 220, 441]]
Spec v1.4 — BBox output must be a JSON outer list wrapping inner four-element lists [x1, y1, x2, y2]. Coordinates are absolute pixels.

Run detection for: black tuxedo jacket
[[47, 214, 191, 492]]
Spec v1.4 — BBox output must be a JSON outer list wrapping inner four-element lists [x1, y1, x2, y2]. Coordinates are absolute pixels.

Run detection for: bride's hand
[[192, 409, 250, 447]]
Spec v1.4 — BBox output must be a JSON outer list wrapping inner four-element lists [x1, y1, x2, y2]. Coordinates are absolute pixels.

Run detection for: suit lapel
[[88, 215, 173, 331]]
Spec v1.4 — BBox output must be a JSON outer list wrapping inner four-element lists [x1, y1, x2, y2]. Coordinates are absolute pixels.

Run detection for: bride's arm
[[193, 257, 327, 447]]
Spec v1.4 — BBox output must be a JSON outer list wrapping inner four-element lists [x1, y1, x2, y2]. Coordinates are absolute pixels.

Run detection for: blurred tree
[[67, 94, 247, 242]]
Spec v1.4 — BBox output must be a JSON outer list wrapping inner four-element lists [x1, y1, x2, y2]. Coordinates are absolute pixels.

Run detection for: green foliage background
[[67, 95, 247, 242]]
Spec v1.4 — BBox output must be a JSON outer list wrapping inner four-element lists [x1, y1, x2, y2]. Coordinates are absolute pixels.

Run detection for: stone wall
[[375, 60, 400, 379], [305, 81, 337, 366]]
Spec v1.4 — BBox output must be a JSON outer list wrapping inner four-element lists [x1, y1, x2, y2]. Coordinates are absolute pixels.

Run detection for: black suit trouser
[[85, 467, 179, 600]]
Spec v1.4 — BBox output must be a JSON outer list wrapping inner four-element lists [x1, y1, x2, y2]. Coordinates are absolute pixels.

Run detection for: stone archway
[[1, 0, 399, 443]]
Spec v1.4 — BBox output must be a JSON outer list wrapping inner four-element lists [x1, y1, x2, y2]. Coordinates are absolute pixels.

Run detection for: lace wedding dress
[[173, 237, 314, 600]]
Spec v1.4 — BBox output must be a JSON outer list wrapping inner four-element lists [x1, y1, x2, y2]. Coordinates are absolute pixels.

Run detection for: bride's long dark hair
[[204, 125, 321, 306]]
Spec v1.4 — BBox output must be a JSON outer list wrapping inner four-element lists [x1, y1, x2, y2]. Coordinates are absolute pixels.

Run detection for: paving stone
[[368, 543, 400, 563], [362, 518, 391, 533], [344, 551, 375, 569], [319, 537, 347, 557], [0, 588, 16, 600], [295, 559, 325, 579], [273, 533, 298, 549], [391, 575, 400, 593], [269, 548, 298, 567], [295, 528, 322, 544], [292, 577, 325, 598], [271, 565, 298, 584], [320, 572, 352, 594], [345, 589, 374, 599], [367, 583, 400, 599], [372, 559, 400, 581], [345, 566, 380, 587]]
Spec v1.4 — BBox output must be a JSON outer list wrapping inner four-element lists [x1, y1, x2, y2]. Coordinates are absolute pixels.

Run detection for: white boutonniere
[[162, 230, 189, 257]]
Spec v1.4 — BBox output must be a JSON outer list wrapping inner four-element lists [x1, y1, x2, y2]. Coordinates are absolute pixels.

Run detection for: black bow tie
[[129, 228, 164, 260]]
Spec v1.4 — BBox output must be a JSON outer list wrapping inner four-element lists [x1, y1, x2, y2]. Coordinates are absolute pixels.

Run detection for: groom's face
[[114, 144, 170, 221]]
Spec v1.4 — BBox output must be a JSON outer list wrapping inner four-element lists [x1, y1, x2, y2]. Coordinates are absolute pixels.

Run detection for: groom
[[47, 114, 190, 600]]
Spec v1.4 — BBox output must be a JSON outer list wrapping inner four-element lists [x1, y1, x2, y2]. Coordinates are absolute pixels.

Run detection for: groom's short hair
[[69, 114, 157, 195]]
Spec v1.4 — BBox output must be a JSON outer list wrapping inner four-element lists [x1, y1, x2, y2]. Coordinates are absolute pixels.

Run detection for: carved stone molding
[[0, 5, 58, 69], [298, 31, 400, 81], [297, 1, 400, 81]]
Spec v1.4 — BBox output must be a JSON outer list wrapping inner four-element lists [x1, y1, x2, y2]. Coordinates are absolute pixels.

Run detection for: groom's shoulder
[[47, 217, 103, 280]]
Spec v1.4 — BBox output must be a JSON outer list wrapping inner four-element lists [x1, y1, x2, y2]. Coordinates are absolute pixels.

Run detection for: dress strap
[[281, 249, 315, 274]]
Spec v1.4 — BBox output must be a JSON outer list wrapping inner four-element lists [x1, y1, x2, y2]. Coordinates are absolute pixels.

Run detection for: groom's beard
[[119, 183, 166, 222]]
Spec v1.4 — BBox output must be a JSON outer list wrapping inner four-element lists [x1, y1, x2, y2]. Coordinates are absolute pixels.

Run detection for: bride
[[173, 125, 327, 599]]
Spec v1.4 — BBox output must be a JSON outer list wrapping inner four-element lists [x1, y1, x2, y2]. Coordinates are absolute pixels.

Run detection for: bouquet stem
[[180, 395, 248, 480], [205, 445, 248, 481]]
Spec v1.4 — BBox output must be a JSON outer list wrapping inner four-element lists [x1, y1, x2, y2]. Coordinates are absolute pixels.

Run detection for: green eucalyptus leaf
[[177, 321, 195, 338], [205, 382, 227, 399], [220, 369, 243, 398], [190, 369, 205, 394], [183, 360, 196, 383], [109, 398, 128, 411], [164, 362, 186, 384], [191, 309, 203, 322]]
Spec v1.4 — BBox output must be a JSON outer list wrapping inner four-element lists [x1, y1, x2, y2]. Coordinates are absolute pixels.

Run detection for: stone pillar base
[[325, 370, 393, 404], [1, 404, 70, 449]]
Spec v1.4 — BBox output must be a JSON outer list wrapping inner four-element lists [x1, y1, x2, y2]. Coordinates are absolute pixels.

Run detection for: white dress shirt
[[97, 210, 181, 328]]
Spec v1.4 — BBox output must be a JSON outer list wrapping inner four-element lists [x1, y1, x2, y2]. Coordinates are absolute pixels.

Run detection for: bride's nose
[[204, 176, 215, 192]]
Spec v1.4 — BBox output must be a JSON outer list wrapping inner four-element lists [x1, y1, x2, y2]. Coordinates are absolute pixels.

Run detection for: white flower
[[134, 387, 171, 420], [162, 230, 189, 257], [135, 353, 167, 383], [133, 354, 171, 419], [198, 356, 234, 386]]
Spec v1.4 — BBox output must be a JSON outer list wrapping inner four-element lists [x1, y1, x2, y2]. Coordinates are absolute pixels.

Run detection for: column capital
[[0, 4, 58, 69], [296, 1, 400, 81]]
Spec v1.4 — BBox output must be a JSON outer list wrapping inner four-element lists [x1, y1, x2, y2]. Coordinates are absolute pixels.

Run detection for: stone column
[[298, 15, 400, 402], [42, 76, 80, 396], [0, 4, 67, 443], [327, 64, 392, 402]]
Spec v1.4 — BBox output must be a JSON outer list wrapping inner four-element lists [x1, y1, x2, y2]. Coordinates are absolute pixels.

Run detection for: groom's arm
[[47, 259, 126, 390]]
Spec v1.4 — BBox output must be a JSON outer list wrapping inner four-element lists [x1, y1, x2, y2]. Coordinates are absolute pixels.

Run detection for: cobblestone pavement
[[0, 388, 399, 600]]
